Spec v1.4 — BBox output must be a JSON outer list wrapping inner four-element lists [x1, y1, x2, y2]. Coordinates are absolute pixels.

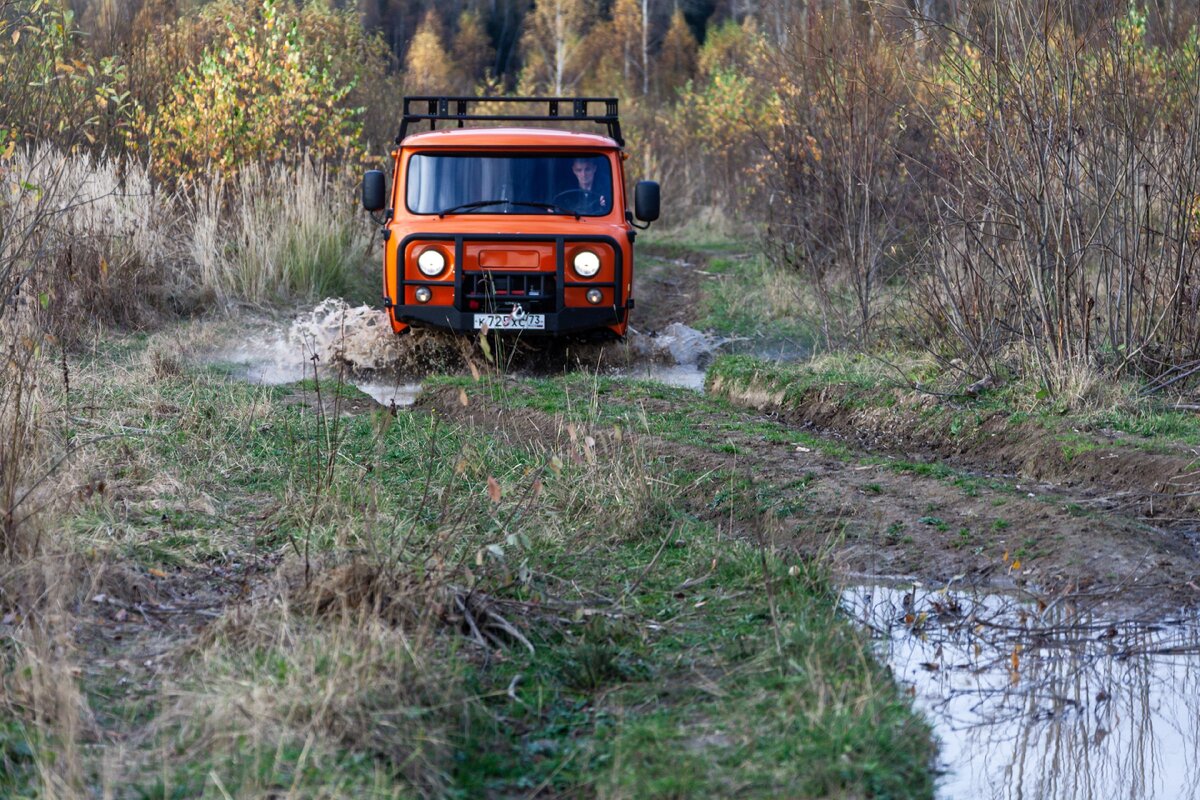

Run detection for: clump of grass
[[138, 596, 464, 797], [5, 149, 372, 352], [1, 628, 89, 796], [0, 549, 93, 798], [193, 160, 373, 305]]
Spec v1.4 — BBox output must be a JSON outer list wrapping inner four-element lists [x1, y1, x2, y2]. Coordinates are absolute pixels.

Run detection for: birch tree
[[520, 0, 592, 94]]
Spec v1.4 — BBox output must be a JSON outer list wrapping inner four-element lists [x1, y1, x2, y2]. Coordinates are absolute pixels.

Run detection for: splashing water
[[213, 299, 423, 398], [629, 321, 726, 368], [287, 298, 408, 372], [209, 301, 730, 403]]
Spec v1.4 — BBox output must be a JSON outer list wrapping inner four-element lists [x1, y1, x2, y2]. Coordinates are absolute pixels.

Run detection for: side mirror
[[634, 180, 660, 223], [362, 169, 386, 213]]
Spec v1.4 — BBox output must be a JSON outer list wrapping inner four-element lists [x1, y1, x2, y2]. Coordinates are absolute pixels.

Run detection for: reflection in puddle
[[841, 584, 1200, 799]]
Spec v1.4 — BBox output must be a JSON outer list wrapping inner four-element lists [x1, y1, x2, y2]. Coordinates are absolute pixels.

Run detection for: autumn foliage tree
[[657, 10, 698, 97], [450, 10, 497, 91], [144, 0, 373, 178], [404, 9, 453, 94]]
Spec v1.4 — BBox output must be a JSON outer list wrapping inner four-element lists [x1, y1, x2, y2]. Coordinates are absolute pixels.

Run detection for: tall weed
[[4, 147, 190, 342], [191, 160, 373, 305], [0, 310, 44, 561]]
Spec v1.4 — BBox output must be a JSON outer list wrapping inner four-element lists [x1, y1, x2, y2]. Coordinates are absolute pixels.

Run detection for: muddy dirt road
[[232, 250, 1196, 612], [198, 247, 1200, 799]]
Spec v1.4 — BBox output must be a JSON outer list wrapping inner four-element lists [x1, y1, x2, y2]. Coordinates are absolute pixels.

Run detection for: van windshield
[[407, 152, 614, 217]]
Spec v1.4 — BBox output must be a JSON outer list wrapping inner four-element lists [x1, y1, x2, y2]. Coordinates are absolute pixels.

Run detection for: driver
[[565, 157, 608, 214]]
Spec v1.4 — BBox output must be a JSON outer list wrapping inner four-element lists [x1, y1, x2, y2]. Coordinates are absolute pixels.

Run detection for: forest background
[[7, 0, 1200, 394]]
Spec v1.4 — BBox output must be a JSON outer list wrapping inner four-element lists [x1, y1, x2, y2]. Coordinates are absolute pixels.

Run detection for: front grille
[[464, 272, 557, 314]]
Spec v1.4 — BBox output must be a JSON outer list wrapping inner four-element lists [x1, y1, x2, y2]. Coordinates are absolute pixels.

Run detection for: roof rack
[[397, 96, 624, 147]]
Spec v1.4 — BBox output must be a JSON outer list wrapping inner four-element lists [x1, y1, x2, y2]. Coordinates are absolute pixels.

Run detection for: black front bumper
[[396, 306, 624, 334], [392, 232, 628, 334]]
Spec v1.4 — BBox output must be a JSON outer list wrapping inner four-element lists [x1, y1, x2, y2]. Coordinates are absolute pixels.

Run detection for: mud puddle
[[842, 583, 1200, 799], [206, 300, 724, 403]]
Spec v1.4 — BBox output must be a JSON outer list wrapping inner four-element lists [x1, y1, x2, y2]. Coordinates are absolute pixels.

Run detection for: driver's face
[[572, 160, 596, 191]]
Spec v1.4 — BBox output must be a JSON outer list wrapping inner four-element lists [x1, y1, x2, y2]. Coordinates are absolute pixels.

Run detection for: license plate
[[473, 312, 545, 331]]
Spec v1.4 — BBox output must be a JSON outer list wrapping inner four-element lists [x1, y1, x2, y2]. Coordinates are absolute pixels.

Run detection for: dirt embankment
[[710, 374, 1200, 525], [392, 248, 1200, 611], [421, 382, 1200, 611]]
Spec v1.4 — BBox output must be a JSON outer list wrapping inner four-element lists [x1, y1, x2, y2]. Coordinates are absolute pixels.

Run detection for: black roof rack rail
[[396, 96, 624, 147]]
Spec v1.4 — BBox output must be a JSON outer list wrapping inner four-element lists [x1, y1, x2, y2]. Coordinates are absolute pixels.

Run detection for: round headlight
[[417, 248, 447, 277], [572, 250, 601, 278]]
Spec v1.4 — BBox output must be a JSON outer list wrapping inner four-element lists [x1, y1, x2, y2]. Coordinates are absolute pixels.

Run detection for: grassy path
[[0, 335, 935, 798]]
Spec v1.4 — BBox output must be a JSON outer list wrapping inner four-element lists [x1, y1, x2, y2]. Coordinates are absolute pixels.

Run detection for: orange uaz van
[[361, 96, 660, 338]]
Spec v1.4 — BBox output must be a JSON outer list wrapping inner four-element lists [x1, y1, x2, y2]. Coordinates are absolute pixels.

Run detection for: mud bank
[[709, 367, 1200, 524]]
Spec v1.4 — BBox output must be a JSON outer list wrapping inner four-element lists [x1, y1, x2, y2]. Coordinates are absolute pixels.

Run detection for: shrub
[[0, 0, 133, 153], [143, 0, 372, 179], [923, 6, 1200, 388]]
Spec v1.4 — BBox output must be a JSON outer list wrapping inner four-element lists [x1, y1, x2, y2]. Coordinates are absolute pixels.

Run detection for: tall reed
[[194, 160, 373, 305]]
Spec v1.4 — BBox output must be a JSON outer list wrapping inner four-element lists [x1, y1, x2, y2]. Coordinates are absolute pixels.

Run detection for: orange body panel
[[380, 127, 636, 337]]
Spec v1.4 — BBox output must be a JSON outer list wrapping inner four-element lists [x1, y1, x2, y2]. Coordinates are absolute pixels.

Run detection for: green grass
[[708, 352, 1200, 460], [457, 513, 934, 798], [0, 720, 38, 797], [639, 220, 750, 254], [2, 334, 936, 798], [1091, 405, 1200, 445], [692, 255, 819, 348]]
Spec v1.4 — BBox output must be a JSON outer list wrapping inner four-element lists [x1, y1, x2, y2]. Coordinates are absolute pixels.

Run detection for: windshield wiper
[[437, 199, 579, 218], [506, 200, 580, 218], [438, 199, 505, 217]]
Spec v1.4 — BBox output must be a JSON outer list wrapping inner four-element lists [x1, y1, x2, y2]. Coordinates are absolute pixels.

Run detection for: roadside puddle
[[841, 583, 1200, 798]]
